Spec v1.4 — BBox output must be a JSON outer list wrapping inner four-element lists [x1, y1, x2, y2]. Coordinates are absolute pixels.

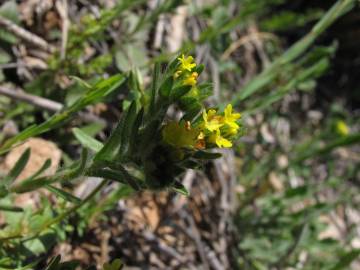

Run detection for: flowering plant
[[1, 55, 242, 203], [128, 54, 243, 191]]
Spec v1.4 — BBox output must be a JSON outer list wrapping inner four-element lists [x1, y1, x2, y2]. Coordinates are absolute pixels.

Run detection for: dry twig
[[0, 15, 56, 53], [56, 0, 69, 60], [0, 85, 62, 112], [0, 85, 105, 125], [221, 32, 278, 60]]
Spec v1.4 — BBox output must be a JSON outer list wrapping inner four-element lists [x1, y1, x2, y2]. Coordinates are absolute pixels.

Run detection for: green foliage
[[0, 74, 126, 154], [0, 0, 19, 44]]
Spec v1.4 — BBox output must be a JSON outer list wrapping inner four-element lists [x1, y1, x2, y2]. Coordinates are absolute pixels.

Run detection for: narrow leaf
[[149, 62, 161, 115], [0, 74, 126, 155], [119, 101, 138, 158], [73, 128, 104, 152], [0, 204, 23, 212], [26, 159, 52, 181], [4, 148, 30, 185], [46, 185, 82, 204], [44, 255, 61, 270], [69, 76, 92, 89], [128, 108, 144, 155], [159, 76, 174, 98], [193, 150, 222, 160], [108, 163, 141, 191], [172, 180, 189, 196], [95, 110, 128, 161]]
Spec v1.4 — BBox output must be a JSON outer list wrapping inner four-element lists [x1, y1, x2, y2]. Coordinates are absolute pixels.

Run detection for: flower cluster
[[162, 104, 241, 150], [162, 54, 242, 150], [175, 54, 199, 86], [200, 104, 241, 148]]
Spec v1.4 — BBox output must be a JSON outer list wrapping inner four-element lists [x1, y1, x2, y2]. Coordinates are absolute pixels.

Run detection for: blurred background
[[0, 0, 359, 269]]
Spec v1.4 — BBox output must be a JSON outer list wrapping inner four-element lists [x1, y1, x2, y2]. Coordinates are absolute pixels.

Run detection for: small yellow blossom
[[178, 54, 196, 72], [209, 129, 232, 148], [183, 72, 198, 86], [336, 120, 349, 136], [202, 109, 223, 132], [223, 104, 241, 130]]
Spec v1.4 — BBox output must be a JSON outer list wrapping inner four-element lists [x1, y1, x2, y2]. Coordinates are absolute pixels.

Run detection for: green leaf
[[25, 159, 52, 181], [71, 148, 89, 178], [149, 62, 161, 115], [182, 105, 202, 121], [193, 150, 222, 160], [231, 0, 356, 105], [103, 259, 122, 270], [45, 185, 82, 204], [73, 128, 104, 152], [328, 249, 360, 270], [69, 76, 92, 89], [293, 133, 360, 164], [0, 204, 23, 212], [95, 110, 128, 162], [79, 122, 106, 137], [83, 74, 126, 106], [170, 85, 192, 100], [10, 149, 88, 194], [0, 74, 126, 155], [0, 1, 19, 44], [117, 166, 142, 191], [0, 185, 8, 198], [172, 180, 189, 196], [4, 148, 30, 185], [0, 48, 11, 64], [119, 101, 138, 158], [44, 256, 61, 270], [128, 68, 144, 93], [194, 64, 205, 74], [93, 167, 143, 191], [197, 83, 213, 100], [159, 76, 174, 98], [128, 108, 144, 155], [179, 97, 198, 111], [246, 57, 329, 114], [115, 43, 148, 72]]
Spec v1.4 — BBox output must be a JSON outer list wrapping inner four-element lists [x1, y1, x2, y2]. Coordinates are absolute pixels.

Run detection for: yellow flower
[[209, 129, 232, 148], [202, 109, 223, 132], [178, 54, 196, 72], [183, 72, 198, 86], [223, 104, 241, 130], [336, 120, 349, 136]]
